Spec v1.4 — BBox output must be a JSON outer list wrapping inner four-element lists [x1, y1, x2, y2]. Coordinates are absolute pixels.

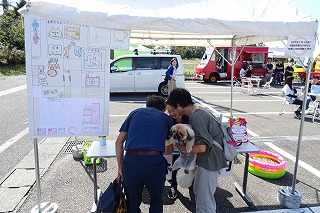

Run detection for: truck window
[[201, 49, 214, 62], [252, 53, 265, 63], [210, 51, 215, 61], [251, 53, 265, 68], [111, 58, 133, 72]]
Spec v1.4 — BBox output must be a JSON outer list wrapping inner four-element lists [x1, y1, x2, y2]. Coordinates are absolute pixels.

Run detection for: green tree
[[173, 46, 205, 59], [0, 10, 24, 50], [1, 0, 9, 10], [0, 1, 26, 65]]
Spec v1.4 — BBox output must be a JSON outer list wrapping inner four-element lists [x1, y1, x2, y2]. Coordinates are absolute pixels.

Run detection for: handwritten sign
[[286, 35, 316, 57], [24, 14, 111, 138]]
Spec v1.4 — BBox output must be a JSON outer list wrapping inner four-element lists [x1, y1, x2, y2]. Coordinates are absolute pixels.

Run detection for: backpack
[[211, 115, 238, 161]]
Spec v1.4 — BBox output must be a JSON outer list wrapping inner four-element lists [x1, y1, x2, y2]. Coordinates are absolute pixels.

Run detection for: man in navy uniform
[[115, 95, 173, 213]]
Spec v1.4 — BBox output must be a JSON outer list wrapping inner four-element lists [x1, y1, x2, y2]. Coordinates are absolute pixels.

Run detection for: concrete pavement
[[3, 136, 319, 213], [0, 137, 68, 212]]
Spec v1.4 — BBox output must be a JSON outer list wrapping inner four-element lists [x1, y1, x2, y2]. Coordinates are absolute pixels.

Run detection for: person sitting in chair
[[282, 76, 303, 119], [238, 64, 248, 82], [245, 65, 253, 78], [306, 75, 320, 114]]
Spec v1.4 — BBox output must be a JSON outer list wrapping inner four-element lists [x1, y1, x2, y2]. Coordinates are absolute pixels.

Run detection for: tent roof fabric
[[21, 0, 318, 46]]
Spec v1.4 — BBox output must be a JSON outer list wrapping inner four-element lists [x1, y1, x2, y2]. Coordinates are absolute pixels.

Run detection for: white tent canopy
[[20, 1, 318, 209], [20, 0, 318, 47], [268, 48, 291, 58]]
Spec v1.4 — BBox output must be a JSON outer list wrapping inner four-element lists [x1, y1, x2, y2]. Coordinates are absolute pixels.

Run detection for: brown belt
[[126, 150, 162, 156]]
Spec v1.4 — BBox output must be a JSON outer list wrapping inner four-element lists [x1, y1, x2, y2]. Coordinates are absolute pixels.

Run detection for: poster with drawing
[[24, 14, 129, 138]]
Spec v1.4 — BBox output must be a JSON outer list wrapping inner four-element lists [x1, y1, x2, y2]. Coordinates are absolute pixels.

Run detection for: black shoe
[[168, 187, 177, 200], [294, 111, 301, 119]]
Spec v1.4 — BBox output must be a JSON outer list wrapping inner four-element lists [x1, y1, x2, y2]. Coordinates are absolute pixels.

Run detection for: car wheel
[[209, 73, 219, 83], [158, 82, 168, 96]]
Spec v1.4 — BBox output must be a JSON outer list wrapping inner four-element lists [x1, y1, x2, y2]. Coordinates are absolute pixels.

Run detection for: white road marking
[[0, 84, 27, 97], [0, 127, 29, 154], [222, 112, 293, 115], [190, 91, 282, 94], [205, 99, 283, 102], [247, 129, 259, 137], [192, 96, 220, 114], [249, 135, 320, 142]]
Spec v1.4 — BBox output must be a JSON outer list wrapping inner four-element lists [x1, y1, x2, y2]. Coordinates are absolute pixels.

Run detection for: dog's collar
[[177, 140, 185, 146]]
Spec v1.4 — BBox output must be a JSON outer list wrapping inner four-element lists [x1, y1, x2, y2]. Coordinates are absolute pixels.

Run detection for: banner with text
[[285, 35, 316, 58]]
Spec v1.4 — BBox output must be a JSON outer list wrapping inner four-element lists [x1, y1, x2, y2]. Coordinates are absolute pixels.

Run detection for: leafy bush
[[184, 69, 195, 78], [0, 43, 25, 65], [0, 64, 25, 77], [183, 59, 199, 78]]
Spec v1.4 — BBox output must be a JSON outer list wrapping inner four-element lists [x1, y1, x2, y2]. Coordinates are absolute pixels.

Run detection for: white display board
[[24, 14, 129, 138]]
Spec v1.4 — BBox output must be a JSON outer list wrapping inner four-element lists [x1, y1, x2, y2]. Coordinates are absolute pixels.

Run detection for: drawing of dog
[[165, 124, 197, 188]]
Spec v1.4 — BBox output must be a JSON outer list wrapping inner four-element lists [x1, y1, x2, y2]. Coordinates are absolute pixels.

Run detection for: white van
[[110, 54, 185, 96]]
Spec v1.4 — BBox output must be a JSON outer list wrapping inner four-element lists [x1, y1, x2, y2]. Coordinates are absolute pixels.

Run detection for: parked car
[[110, 54, 185, 96]]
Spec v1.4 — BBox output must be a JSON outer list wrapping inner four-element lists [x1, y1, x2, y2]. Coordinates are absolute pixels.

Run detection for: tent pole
[[291, 57, 312, 193], [230, 36, 236, 117], [34, 138, 42, 212], [278, 58, 311, 209], [31, 138, 58, 213]]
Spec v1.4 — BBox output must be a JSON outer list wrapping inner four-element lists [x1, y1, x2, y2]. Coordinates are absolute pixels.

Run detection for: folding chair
[[312, 94, 320, 124], [233, 76, 243, 92], [240, 78, 254, 95], [261, 77, 273, 94], [279, 91, 296, 115]]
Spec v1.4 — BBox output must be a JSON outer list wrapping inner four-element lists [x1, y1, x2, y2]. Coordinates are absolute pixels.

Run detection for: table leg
[[93, 158, 98, 203], [234, 153, 255, 209], [313, 101, 319, 124], [90, 158, 98, 213]]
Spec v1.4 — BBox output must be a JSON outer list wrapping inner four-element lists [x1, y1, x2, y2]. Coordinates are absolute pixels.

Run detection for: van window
[[160, 57, 172, 69], [136, 58, 158, 69], [111, 58, 133, 72]]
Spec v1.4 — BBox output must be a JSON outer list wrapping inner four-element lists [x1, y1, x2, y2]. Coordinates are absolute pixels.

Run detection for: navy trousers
[[122, 154, 167, 213]]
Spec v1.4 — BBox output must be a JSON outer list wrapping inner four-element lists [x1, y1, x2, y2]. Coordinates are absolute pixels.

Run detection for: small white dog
[[165, 124, 197, 188]]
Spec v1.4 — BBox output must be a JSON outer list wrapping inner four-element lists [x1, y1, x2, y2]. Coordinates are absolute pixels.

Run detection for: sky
[[267, 0, 320, 57], [292, 0, 319, 56]]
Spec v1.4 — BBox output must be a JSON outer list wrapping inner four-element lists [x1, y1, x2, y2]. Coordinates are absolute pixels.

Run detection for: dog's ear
[[186, 126, 195, 141], [186, 131, 192, 141]]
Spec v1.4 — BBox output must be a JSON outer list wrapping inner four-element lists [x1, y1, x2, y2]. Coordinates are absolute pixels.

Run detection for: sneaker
[[294, 111, 301, 119], [168, 187, 177, 200]]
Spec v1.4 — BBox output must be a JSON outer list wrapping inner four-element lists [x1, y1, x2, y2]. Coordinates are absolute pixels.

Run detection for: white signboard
[[285, 35, 316, 58], [24, 14, 122, 138]]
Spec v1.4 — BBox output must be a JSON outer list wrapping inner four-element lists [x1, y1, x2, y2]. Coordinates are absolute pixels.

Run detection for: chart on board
[[24, 14, 129, 138]]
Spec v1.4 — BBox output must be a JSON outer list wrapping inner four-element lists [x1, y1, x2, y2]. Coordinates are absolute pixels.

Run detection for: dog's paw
[[185, 143, 193, 153], [165, 138, 174, 147]]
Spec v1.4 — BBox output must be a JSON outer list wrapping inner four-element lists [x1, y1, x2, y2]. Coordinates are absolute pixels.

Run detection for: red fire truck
[[195, 46, 269, 83]]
